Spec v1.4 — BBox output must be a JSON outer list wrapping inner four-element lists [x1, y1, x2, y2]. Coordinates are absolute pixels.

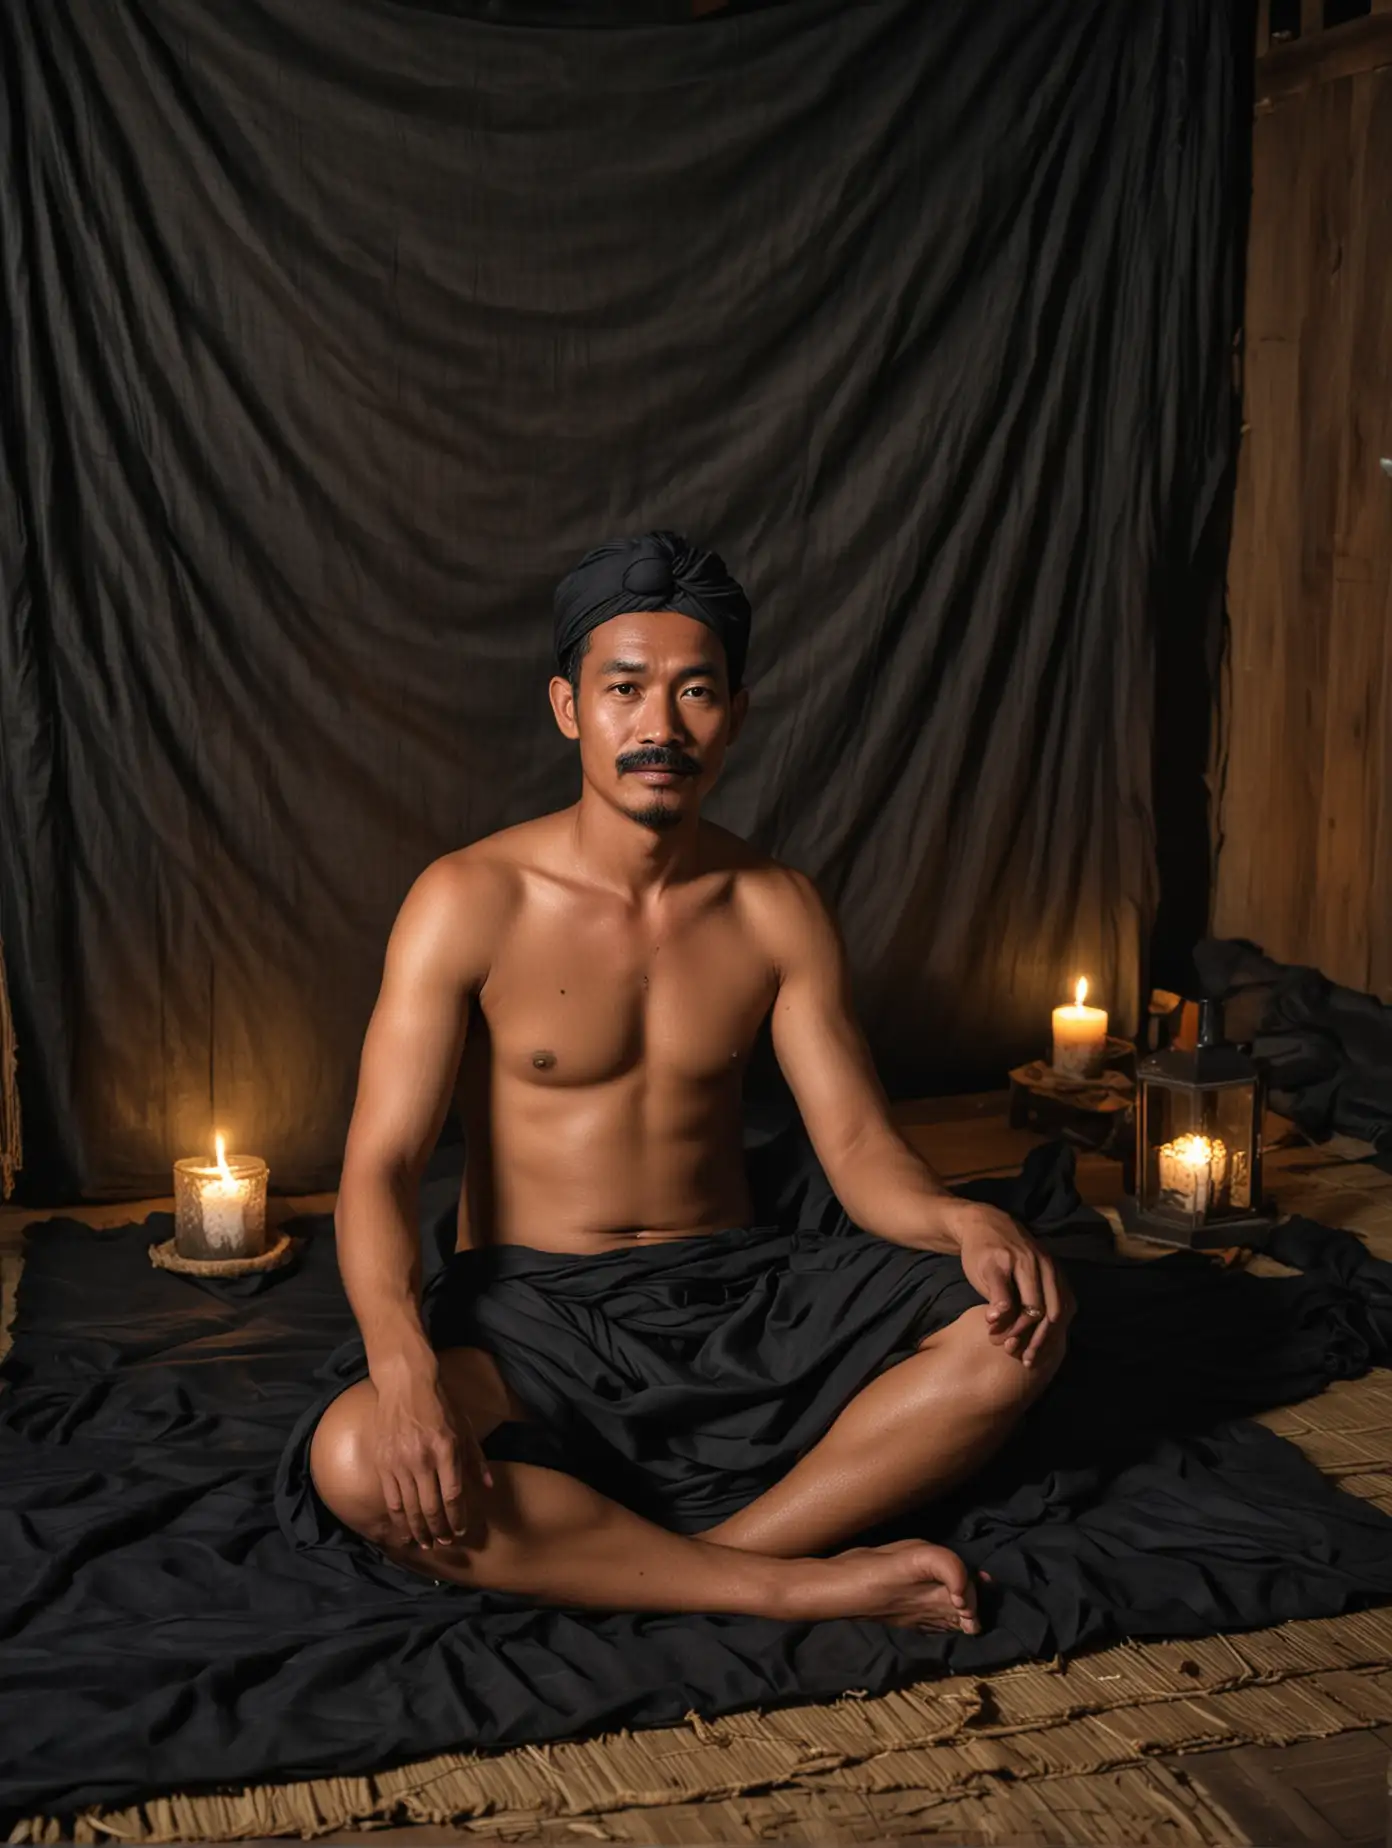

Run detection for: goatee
[[626, 801, 685, 833]]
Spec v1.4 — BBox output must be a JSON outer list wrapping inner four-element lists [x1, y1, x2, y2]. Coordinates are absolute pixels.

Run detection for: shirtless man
[[304, 532, 1071, 1636]]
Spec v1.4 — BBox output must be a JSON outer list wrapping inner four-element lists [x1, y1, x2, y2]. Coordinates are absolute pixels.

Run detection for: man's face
[[549, 610, 748, 831]]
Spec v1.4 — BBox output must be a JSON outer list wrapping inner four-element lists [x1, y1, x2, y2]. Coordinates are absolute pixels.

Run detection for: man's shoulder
[[702, 826, 829, 936], [391, 838, 543, 988], [417, 813, 569, 894], [403, 812, 584, 937], [403, 837, 527, 929]]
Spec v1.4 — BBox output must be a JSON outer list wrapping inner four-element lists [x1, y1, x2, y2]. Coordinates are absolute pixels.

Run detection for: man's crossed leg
[[310, 1304, 1067, 1635]]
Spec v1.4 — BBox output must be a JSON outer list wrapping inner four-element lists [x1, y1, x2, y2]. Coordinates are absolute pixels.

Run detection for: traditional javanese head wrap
[[553, 531, 752, 691]]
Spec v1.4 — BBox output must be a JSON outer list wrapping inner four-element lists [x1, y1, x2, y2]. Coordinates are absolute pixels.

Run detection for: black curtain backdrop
[[0, 0, 1247, 1199]]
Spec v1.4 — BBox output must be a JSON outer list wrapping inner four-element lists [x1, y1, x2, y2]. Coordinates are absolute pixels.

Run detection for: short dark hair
[[559, 629, 592, 696]]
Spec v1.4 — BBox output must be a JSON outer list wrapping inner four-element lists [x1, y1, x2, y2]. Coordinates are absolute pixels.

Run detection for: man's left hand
[[932, 1201, 1074, 1367]]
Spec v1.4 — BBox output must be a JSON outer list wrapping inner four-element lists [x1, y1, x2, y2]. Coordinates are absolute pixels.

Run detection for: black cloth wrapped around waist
[[425, 1223, 983, 1531], [275, 1138, 1101, 1569]]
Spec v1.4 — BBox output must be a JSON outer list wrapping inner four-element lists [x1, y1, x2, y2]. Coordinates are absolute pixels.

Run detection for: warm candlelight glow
[[1170, 1133, 1215, 1168], [1051, 976, 1108, 1078], [173, 1137, 269, 1261], [1157, 1133, 1229, 1217]]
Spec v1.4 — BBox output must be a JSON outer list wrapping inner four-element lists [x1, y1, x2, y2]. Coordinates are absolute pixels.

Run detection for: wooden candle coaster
[[148, 1230, 296, 1278]]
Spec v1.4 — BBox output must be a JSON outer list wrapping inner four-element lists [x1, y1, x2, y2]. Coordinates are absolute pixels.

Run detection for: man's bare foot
[[783, 1539, 982, 1633]]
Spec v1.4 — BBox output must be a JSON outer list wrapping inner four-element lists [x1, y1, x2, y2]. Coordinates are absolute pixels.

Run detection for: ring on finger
[[1022, 1304, 1045, 1319]]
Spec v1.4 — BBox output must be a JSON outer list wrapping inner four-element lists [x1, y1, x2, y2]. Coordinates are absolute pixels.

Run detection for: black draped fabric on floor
[[1195, 939, 1392, 1152], [2, 1145, 1392, 1824], [0, 0, 1248, 1197]]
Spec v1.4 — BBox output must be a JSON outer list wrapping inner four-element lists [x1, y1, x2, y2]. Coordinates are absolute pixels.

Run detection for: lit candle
[[1051, 977, 1108, 1079], [173, 1135, 269, 1261], [1157, 1133, 1229, 1218], [200, 1137, 247, 1250]]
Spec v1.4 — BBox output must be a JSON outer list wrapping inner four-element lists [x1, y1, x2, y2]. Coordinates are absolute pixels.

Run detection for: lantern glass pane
[[1141, 1084, 1186, 1218], [1210, 1083, 1258, 1211], [1139, 1077, 1259, 1225]]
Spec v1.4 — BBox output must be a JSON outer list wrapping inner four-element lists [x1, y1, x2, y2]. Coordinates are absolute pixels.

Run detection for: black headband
[[553, 530, 751, 689]]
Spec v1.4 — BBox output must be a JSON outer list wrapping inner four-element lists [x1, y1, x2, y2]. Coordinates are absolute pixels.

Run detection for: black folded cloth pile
[[1196, 937, 1392, 1151]]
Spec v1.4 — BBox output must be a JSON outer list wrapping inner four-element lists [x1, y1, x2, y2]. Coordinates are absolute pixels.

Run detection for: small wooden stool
[[1008, 1039, 1136, 1154]]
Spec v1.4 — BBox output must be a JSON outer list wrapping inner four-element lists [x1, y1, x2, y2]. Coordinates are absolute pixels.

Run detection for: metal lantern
[[1124, 998, 1275, 1248]]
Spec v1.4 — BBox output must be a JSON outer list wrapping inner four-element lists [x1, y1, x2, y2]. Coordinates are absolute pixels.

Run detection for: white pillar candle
[[1051, 977, 1108, 1079], [173, 1136, 269, 1261], [199, 1176, 248, 1251], [1157, 1133, 1229, 1217]]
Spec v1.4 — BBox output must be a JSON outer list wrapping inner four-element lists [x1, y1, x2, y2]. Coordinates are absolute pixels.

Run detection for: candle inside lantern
[[1157, 1132, 1229, 1218], [1051, 977, 1108, 1079], [173, 1136, 269, 1261]]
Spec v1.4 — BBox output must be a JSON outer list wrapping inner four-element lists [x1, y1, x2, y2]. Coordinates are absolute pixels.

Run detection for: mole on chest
[[502, 954, 761, 1084]]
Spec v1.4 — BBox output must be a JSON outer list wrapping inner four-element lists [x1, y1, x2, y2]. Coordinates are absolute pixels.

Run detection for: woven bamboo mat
[[6, 1149, 1392, 1845], [13, 1614, 1390, 1845]]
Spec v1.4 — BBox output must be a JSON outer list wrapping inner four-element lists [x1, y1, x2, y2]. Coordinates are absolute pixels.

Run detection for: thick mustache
[[616, 748, 701, 777]]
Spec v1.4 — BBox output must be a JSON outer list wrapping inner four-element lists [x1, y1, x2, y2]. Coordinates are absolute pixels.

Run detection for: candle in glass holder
[[1051, 977, 1108, 1079], [174, 1135, 269, 1260], [1157, 1132, 1229, 1217]]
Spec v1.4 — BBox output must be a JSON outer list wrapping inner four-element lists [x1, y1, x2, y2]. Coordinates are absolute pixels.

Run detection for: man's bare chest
[[477, 904, 777, 1090]]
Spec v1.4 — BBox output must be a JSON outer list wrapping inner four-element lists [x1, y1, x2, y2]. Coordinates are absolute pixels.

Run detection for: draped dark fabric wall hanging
[[0, 0, 1247, 1198]]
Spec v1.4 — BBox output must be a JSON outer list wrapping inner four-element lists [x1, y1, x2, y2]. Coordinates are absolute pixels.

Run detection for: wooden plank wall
[[1215, 3, 1392, 1000]]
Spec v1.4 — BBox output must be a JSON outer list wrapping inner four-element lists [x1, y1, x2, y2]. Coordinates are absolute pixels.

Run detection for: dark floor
[[1172, 1727, 1392, 1848]]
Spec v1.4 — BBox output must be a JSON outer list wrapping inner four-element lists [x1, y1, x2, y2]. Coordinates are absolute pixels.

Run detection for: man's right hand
[[372, 1364, 494, 1550]]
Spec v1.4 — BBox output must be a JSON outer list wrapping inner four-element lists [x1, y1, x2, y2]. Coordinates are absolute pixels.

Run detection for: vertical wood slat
[[1218, 56, 1392, 999], [1316, 72, 1392, 994], [1217, 89, 1323, 968], [1298, 74, 1356, 979], [1354, 76, 1392, 1000], [1291, 75, 1346, 969], [1301, 0, 1323, 33]]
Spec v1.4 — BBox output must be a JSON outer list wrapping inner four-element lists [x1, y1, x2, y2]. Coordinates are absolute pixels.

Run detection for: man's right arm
[[334, 854, 505, 1545]]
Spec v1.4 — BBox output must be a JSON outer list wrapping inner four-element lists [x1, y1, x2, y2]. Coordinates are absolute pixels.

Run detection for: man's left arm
[[764, 870, 1070, 1366]]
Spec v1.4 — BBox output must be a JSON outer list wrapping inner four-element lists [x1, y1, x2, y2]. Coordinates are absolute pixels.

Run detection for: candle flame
[[1074, 977, 1088, 1008], [1171, 1133, 1215, 1169], [214, 1133, 233, 1185]]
